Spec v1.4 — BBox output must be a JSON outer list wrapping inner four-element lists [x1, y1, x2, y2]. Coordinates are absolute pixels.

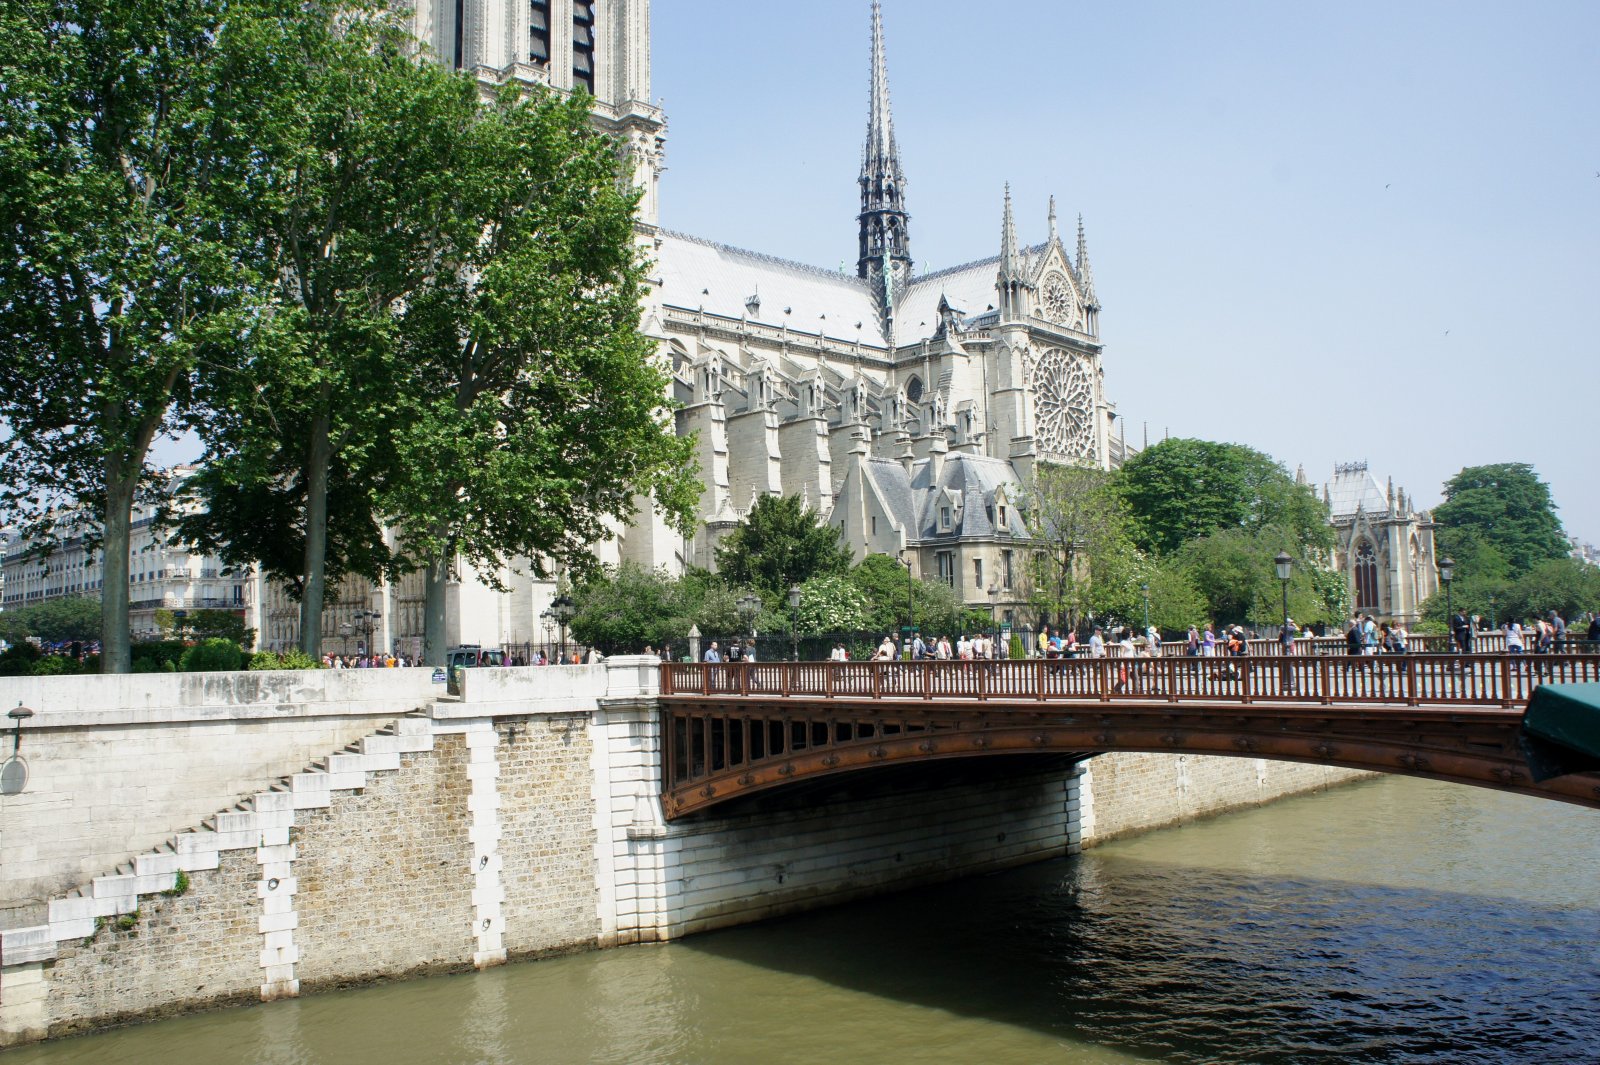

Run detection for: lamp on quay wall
[[788, 584, 803, 662], [2, 703, 31, 795], [1440, 557, 1456, 642], [1274, 551, 1293, 642], [8, 703, 32, 756]]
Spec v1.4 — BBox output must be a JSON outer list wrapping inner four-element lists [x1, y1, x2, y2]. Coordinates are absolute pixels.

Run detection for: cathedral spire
[[998, 184, 1022, 320], [1048, 195, 1059, 245], [1076, 214, 1098, 306], [1000, 184, 1020, 279], [858, 0, 911, 337]]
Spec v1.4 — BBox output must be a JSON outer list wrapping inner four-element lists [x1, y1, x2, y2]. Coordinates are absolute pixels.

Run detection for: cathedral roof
[[656, 231, 889, 348], [856, 451, 1027, 541], [1326, 462, 1390, 518], [898, 245, 1049, 343]]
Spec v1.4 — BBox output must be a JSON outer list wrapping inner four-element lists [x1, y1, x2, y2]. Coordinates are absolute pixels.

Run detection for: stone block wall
[[1081, 752, 1371, 844], [496, 715, 601, 959], [0, 668, 440, 922], [658, 767, 1082, 938], [293, 740, 477, 989], [42, 850, 264, 1037]]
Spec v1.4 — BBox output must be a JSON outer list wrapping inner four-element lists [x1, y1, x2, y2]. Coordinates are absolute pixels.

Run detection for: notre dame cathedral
[[265, 1, 1121, 653]]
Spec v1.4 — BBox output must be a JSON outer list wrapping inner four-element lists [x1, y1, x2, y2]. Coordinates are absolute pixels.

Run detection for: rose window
[[1032, 348, 1095, 460]]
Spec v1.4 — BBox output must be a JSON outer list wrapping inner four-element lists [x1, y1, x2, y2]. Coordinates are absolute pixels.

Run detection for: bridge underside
[[661, 697, 1600, 819]]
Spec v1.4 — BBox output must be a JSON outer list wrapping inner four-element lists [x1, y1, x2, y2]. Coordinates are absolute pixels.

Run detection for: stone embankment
[[0, 660, 1366, 1046]]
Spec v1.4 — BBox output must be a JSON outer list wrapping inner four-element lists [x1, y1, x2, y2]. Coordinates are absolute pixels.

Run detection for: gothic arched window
[[1354, 539, 1380, 612]]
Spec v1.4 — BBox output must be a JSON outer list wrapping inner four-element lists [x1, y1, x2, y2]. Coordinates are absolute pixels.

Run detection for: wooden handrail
[[664, 652, 1600, 709]]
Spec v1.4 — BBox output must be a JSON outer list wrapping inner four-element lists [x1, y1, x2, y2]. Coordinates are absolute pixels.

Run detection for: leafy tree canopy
[[1021, 463, 1139, 631], [1116, 439, 1332, 557], [1176, 527, 1342, 629], [1433, 463, 1566, 579], [714, 495, 852, 599], [0, 596, 102, 645], [847, 554, 980, 639]]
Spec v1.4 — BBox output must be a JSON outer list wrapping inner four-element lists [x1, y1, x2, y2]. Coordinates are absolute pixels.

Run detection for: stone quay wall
[[3, 660, 1367, 1046], [0, 669, 442, 924], [1080, 752, 1371, 845]]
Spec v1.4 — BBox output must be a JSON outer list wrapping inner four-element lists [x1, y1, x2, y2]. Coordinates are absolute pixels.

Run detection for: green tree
[[0, 597, 102, 645], [186, 4, 483, 658], [0, 0, 269, 671], [714, 495, 852, 598], [1501, 559, 1600, 624], [381, 87, 697, 664], [1176, 527, 1338, 628], [1116, 438, 1332, 557], [569, 562, 695, 656], [843, 554, 979, 640], [1021, 463, 1139, 631], [1433, 463, 1567, 579]]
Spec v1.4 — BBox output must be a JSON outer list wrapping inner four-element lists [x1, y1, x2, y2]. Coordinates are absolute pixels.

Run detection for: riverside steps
[[3, 652, 1594, 1045]]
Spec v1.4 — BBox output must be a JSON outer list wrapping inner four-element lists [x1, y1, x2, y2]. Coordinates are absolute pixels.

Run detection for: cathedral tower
[[857, 1, 912, 339]]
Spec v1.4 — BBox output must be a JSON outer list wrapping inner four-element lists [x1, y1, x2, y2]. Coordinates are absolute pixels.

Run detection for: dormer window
[[998, 505, 1007, 528], [940, 506, 951, 530]]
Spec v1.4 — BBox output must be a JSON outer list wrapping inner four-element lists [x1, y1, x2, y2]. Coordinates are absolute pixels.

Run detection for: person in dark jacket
[[1451, 609, 1474, 654]]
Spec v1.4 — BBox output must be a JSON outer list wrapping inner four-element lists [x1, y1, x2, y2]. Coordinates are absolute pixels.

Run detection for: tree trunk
[[98, 470, 138, 674], [422, 550, 450, 666], [299, 405, 332, 657]]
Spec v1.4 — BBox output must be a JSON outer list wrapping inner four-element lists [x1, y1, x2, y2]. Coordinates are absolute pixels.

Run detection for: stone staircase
[[1, 714, 434, 967]]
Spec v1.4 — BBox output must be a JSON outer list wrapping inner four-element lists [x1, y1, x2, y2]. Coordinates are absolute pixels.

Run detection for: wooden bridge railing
[[662, 653, 1600, 710]]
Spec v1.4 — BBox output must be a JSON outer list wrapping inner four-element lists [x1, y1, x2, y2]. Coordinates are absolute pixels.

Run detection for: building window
[[453, 0, 466, 68], [936, 551, 954, 587], [940, 506, 951, 530], [1001, 549, 1013, 590], [1354, 539, 1379, 611], [973, 558, 983, 590], [572, 0, 595, 94], [529, 0, 550, 64], [998, 505, 1008, 529], [871, 515, 877, 536]]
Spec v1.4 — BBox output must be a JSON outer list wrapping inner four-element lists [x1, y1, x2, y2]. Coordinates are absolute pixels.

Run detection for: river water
[[14, 775, 1600, 1064]]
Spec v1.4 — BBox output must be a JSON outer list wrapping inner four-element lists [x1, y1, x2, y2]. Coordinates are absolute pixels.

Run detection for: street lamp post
[[338, 621, 353, 657], [1489, 593, 1497, 631], [988, 585, 999, 660], [1274, 552, 1293, 633], [788, 584, 802, 662], [1439, 557, 1456, 650], [545, 595, 575, 663], [737, 593, 761, 657], [1141, 581, 1151, 636], [898, 553, 915, 659], [357, 610, 380, 658], [1275, 551, 1294, 691]]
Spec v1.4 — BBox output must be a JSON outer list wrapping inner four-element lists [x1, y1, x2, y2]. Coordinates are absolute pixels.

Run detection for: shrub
[[180, 638, 244, 673], [248, 649, 322, 671], [0, 643, 43, 676], [30, 654, 84, 676], [130, 640, 187, 672]]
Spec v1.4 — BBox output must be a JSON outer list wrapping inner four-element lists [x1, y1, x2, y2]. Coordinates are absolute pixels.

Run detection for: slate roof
[[1326, 464, 1389, 518], [859, 452, 1028, 541], [655, 231, 889, 348]]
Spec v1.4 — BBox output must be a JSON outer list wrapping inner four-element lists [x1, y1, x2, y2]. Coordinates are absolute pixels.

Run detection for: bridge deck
[[658, 655, 1600, 818]]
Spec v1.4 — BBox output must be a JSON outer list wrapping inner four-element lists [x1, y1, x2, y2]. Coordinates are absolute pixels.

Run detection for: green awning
[[1520, 683, 1600, 782]]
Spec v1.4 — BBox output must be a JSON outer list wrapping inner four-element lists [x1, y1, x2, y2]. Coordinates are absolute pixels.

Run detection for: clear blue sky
[[655, 0, 1600, 545]]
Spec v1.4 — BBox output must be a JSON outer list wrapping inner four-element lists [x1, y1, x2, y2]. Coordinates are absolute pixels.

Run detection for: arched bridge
[[658, 654, 1600, 818]]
